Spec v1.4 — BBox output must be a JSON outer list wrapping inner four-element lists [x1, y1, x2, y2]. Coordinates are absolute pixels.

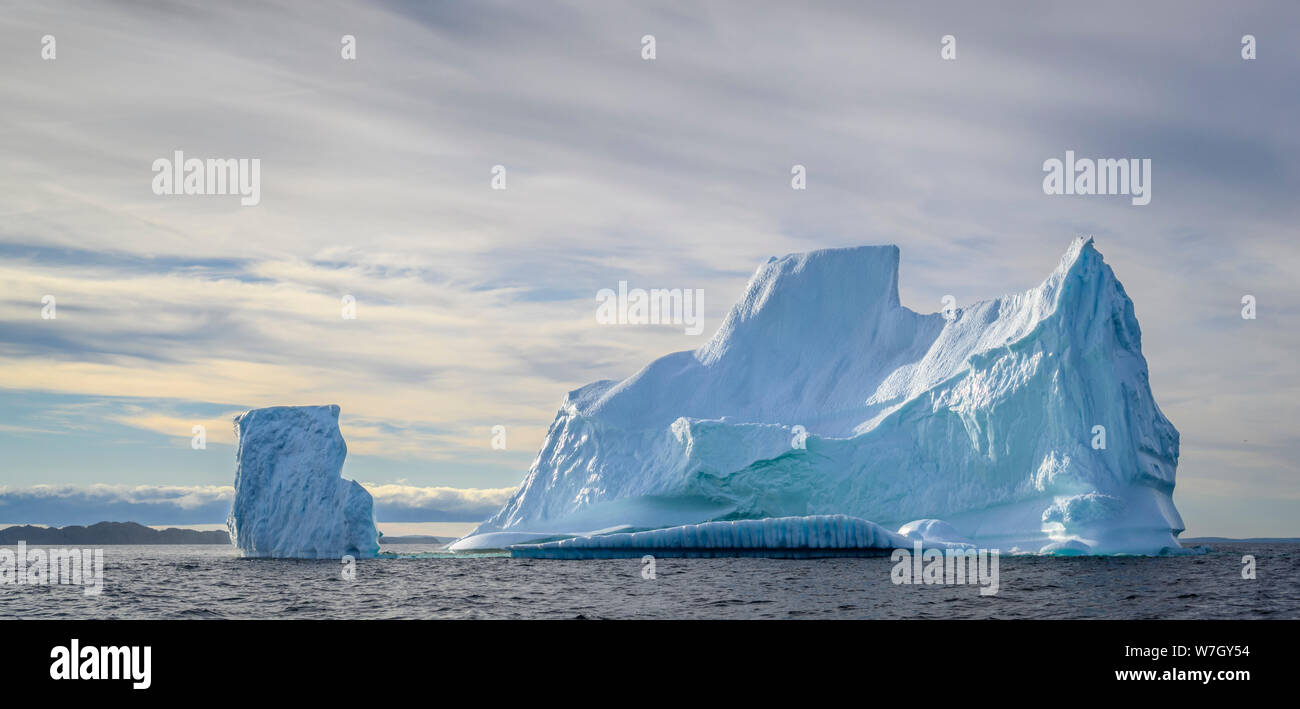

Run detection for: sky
[[0, 0, 1297, 537]]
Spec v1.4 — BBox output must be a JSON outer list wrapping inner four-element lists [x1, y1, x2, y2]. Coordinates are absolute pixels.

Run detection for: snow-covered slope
[[227, 405, 380, 559], [457, 238, 1183, 555]]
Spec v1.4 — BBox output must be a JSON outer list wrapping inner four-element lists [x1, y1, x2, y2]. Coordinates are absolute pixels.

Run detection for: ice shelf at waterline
[[227, 405, 380, 559], [508, 515, 971, 559], [456, 238, 1185, 556]]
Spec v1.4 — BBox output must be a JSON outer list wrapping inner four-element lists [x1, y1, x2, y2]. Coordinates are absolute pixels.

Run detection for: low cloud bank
[[0, 483, 514, 527]]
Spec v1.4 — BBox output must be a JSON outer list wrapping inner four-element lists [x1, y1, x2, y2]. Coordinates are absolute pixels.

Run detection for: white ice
[[227, 405, 380, 559]]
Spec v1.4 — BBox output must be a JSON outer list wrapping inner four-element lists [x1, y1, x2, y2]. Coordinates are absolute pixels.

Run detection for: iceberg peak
[[697, 244, 902, 366], [1059, 235, 1097, 269]]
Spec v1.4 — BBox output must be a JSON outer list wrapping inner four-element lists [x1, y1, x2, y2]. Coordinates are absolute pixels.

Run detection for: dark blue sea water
[[2, 542, 1296, 619]]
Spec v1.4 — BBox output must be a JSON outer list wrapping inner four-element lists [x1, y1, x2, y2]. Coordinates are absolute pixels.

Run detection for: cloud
[[108, 410, 242, 447], [364, 484, 517, 522], [0, 484, 235, 527], [0, 483, 515, 527]]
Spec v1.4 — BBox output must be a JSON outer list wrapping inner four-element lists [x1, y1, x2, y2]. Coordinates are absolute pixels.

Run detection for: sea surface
[[3, 542, 1297, 619]]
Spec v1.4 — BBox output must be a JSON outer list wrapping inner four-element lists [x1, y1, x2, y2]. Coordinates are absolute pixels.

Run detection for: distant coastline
[[0, 521, 231, 545]]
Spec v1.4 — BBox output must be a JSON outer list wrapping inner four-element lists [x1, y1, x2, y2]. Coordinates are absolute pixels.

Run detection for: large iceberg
[[457, 238, 1184, 555], [227, 405, 380, 559]]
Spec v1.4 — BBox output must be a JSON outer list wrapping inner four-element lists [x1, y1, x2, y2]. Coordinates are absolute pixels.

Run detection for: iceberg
[[457, 238, 1184, 555], [227, 405, 380, 559]]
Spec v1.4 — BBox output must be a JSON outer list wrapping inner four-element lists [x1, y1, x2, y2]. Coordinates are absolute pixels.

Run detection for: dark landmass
[[1182, 537, 1300, 543], [379, 535, 454, 545], [0, 521, 231, 545]]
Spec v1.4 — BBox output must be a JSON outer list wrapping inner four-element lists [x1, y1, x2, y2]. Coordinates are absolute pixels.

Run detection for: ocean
[[3, 542, 1296, 620]]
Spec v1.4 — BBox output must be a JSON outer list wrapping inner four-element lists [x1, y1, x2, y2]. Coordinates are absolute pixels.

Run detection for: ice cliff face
[[227, 405, 380, 559], [461, 238, 1183, 554]]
